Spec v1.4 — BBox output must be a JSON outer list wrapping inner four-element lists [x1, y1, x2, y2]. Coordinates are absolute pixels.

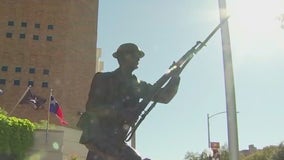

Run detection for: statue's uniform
[[77, 69, 153, 160]]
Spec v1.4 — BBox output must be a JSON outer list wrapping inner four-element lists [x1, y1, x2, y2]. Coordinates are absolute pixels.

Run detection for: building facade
[[0, 0, 101, 127]]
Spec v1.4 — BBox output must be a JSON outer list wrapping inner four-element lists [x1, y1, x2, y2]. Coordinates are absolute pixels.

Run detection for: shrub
[[34, 119, 56, 129], [0, 110, 35, 160]]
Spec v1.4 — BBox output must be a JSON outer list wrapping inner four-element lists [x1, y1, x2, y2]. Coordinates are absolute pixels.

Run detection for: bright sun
[[228, 0, 283, 33], [225, 0, 284, 62]]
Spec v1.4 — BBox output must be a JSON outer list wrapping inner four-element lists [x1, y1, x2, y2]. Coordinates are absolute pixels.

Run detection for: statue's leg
[[86, 150, 103, 160], [118, 143, 142, 160]]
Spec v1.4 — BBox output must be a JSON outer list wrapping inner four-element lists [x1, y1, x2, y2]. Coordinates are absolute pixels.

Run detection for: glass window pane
[[29, 68, 35, 73], [19, 33, 26, 39], [6, 33, 12, 38], [8, 21, 14, 26], [14, 80, 20, 86], [43, 69, 49, 75], [33, 35, 39, 40], [21, 22, 27, 27], [15, 67, 21, 72], [1, 66, 8, 71], [0, 79, 6, 85], [48, 25, 54, 30], [35, 23, 40, 28], [42, 82, 48, 88], [28, 80, 34, 87]]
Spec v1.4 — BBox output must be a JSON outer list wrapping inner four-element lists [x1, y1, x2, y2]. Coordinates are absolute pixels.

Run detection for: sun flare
[[228, 0, 283, 33], [226, 0, 284, 63]]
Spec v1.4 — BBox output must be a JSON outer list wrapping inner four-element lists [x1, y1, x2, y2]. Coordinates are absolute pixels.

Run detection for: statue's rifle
[[125, 17, 229, 142]]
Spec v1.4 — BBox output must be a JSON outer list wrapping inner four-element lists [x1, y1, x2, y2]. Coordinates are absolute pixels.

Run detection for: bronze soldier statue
[[76, 19, 229, 160], [77, 43, 181, 160]]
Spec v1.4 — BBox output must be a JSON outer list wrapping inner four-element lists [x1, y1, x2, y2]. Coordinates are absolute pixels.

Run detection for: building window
[[8, 21, 14, 26], [21, 22, 27, 27], [29, 68, 36, 74], [15, 67, 22, 72], [35, 23, 40, 28], [28, 80, 34, 87], [1, 66, 8, 72], [47, 24, 54, 30], [33, 35, 39, 40], [42, 82, 48, 88], [0, 79, 6, 85], [46, 36, 53, 41], [19, 33, 26, 39], [6, 32, 12, 38], [14, 80, 20, 86], [43, 69, 49, 75]]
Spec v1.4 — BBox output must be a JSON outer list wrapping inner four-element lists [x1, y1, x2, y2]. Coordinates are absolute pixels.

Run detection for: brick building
[[0, 0, 102, 127]]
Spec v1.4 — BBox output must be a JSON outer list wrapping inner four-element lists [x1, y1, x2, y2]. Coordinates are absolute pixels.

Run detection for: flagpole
[[218, 0, 239, 159], [9, 85, 31, 116], [46, 88, 52, 143]]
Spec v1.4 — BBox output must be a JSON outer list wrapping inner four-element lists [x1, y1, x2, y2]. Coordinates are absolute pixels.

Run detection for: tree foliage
[[184, 142, 284, 160], [184, 152, 200, 160], [272, 143, 284, 160], [0, 107, 35, 160]]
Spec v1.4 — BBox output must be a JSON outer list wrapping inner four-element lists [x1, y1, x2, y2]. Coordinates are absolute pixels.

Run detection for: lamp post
[[207, 111, 226, 148]]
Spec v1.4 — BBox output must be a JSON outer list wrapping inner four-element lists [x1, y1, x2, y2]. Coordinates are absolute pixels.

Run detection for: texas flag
[[50, 96, 68, 125]]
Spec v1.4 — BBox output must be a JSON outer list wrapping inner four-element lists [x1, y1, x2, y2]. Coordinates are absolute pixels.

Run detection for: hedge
[[0, 111, 35, 160]]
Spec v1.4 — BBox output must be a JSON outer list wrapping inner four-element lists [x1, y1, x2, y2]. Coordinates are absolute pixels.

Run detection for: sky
[[96, 0, 284, 159]]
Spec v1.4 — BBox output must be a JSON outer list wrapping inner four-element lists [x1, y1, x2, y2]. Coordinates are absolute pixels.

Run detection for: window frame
[[15, 67, 22, 72], [42, 82, 48, 88], [1, 66, 8, 72], [0, 79, 6, 85], [8, 21, 14, 26], [14, 79, 20, 86], [21, 22, 27, 27], [34, 23, 40, 29], [29, 68, 36, 74], [6, 32, 12, 38]]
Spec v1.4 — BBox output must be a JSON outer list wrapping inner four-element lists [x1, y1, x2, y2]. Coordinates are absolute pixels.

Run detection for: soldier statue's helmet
[[113, 43, 145, 58]]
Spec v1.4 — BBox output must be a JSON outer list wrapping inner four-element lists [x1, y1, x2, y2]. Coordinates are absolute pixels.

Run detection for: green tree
[[199, 151, 209, 160], [219, 144, 229, 160], [184, 145, 228, 160], [184, 142, 284, 160], [242, 145, 278, 160], [184, 152, 200, 160], [272, 142, 284, 160]]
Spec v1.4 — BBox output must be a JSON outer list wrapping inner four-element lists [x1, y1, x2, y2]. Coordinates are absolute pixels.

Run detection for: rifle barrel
[[125, 17, 230, 142]]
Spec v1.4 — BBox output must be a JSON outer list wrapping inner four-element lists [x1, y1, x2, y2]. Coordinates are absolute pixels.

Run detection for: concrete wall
[[26, 129, 64, 160], [27, 127, 88, 160], [58, 126, 88, 160]]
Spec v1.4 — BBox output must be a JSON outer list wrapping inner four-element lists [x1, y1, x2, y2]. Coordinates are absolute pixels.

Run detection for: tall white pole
[[218, 0, 239, 160]]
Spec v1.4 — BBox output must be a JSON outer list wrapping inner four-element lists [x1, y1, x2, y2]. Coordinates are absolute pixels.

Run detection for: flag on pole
[[20, 89, 46, 109], [50, 96, 68, 125]]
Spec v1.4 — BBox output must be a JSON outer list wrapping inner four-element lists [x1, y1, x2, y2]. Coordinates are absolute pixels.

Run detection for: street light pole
[[207, 113, 210, 148], [207, 111, 226, 149]]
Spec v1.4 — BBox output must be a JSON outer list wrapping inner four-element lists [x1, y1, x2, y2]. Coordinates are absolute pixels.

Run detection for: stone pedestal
[[26, 129, 64, 160]]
